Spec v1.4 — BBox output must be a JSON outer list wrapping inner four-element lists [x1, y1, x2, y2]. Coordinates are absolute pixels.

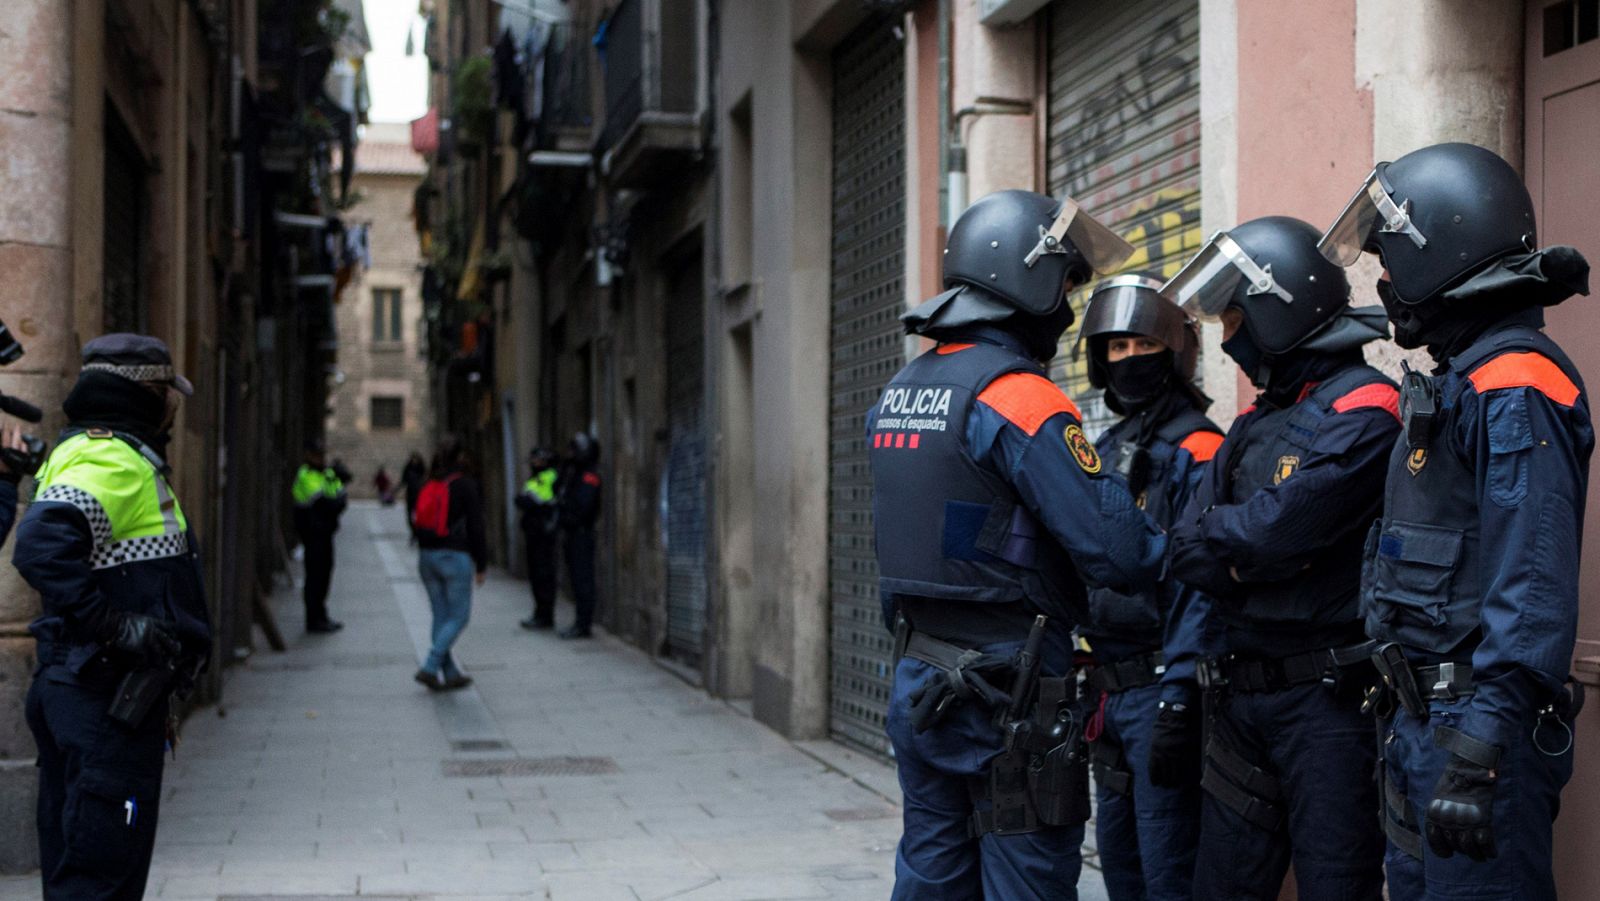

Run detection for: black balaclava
[[1221, 328, 1265, 387], [1005, 299, 1078, 363], [1102, 350, 1175, 415], [62, 370, 170, 456]]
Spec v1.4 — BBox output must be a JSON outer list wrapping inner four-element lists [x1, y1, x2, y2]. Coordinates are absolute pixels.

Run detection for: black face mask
[[1222, 329, 1266, 387], [1377, 278, 1426, 350], [1103, 351, 1174, 414]]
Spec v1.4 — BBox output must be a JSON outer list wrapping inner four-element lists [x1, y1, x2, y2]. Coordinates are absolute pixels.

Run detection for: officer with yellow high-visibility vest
[[292, 439, 347, 633], [515, 446, 560, 630], [17, 334, 210, 901]]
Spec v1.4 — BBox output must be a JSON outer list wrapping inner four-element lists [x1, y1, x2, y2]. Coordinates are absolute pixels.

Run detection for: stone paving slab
[[0, 502, 1110, 899]]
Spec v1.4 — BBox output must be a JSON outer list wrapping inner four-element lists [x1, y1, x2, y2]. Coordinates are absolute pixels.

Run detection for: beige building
[[328, 124, 433, 498]]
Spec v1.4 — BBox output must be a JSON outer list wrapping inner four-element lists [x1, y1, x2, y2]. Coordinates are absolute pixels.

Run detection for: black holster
[[108, 663, 174, 730], [969, 675, 1089, 836]]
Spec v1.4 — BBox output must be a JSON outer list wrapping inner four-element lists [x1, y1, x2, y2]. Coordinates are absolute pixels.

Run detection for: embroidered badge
[[1407, 446, 1428, 476], [1064, 424, 1102, 474], [1273, 454, 1300, 485]]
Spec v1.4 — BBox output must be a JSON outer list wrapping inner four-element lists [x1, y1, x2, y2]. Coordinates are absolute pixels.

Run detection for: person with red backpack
[[412, 434, 488, 690]]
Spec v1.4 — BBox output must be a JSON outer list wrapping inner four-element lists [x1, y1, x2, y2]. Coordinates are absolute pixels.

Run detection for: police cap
[[81, 333, 194, 396]]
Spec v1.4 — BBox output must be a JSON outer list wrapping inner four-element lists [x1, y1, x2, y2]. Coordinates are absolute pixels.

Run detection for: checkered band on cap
[[81, 362, 176, 382], [36, 484, 113, 548], [89, 532, 188, 570]]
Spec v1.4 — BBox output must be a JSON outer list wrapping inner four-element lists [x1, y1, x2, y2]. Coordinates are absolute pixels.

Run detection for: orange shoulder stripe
[[1469, 352, 1580, 407], [1331, 383, 1401, 420], [936, 342, 975, 355], [1178, 430, 1224, 463], [976, 372, 1081, 436]]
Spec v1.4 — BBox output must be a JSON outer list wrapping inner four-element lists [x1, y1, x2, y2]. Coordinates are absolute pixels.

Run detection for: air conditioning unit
[[978, 0, 1052, 26]]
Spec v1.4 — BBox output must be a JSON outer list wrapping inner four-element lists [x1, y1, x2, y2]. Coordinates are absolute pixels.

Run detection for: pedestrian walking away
[[401, 450, 427, 537], [516, 445, 560, 630], [16, 333, 211, 901], [292, 439, 348, 633], [1320, 142, 1594, 900], [1165, 216, 1399, 900], [873, 189, 1167, 899], [558, 432, 602, 639], [1073, 274, 1222, 900], [412, 433, 488, 690]]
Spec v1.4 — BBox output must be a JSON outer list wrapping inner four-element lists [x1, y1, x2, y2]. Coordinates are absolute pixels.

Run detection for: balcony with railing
[[597, 0, 702, 187]]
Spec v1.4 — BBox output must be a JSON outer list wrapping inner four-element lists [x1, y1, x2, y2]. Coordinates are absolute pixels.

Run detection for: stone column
[[0, 0, 78, 874]]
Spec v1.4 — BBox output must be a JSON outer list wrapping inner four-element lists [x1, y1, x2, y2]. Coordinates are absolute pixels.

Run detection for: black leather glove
[[1147, 699, 1203, 788], [89, 609, 182, 667], [1425, 746, 1500, 862]]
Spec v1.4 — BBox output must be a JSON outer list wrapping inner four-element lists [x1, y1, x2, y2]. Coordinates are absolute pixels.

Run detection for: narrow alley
[[1, 503, 905, 900]]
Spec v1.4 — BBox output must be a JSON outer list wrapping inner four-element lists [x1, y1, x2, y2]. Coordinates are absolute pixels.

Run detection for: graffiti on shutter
[[1047, 0, 1203, 437], [665, 252, 708, 666]]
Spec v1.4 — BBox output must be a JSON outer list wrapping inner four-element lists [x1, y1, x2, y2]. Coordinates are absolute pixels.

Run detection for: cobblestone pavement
[[0, 502, 1110, 900]]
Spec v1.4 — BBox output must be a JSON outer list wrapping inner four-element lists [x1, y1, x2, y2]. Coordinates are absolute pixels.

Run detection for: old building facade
[[327, 123, 433, 498]]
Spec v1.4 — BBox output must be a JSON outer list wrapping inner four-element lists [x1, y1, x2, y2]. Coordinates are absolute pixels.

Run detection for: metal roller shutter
[[1046, 0, 1203, 436], [828, 15, 905, 755], [664, 254, 708, 666]]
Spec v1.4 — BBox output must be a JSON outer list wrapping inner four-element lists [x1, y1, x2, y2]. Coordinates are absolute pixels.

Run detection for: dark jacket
[[416, 470, 489, 572]]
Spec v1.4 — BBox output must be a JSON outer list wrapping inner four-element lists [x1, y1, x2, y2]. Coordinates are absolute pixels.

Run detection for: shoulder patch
[[1331, 383, 1401, 420], [935, 342, 975, 355], [1469, 352, 1580, 407], [976, 372, 1081, 437], [1177, 430, 1224, 463], [582, 472, 601, 487]]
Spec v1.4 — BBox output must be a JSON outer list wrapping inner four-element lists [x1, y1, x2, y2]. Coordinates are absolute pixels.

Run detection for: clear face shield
[[1317, 164, 1428, 266], [1024, 196, 1136, 276], [1161, 231, 1295, 318], [1070, 274, 1189, 361]]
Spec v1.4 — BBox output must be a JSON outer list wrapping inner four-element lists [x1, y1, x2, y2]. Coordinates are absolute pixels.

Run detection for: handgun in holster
[[1112, 442, 1152, 498], [108, 658, 178, 730], [1371, 642, 1425, 719]]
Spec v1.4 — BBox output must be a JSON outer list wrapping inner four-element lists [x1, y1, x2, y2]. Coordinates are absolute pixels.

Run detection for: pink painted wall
[[1232, 0, 1374, 410]]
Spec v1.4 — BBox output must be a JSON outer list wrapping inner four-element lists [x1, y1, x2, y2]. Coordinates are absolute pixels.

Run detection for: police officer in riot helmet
[[1319, 142, 1592, 900], [873, 189, 1167, 899], [1164, 216, 1398, 900], [1072, 275, 1221, 900]]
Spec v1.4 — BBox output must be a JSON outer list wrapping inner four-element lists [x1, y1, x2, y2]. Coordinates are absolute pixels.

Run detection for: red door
[[1524, 0, 1600, 890]]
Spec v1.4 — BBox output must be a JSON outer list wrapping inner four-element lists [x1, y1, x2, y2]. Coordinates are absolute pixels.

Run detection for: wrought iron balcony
[[597, 0, 702, 187]]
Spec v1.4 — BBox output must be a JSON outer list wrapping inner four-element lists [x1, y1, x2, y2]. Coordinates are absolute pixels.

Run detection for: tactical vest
[[1215, 365, 1394, 631], [869, 341, 1084, 622], [1364, 326, 1587, 656], [34, 430, 189, 570], [1081, 407, 1220, 647], [525, 469, 557, 503]]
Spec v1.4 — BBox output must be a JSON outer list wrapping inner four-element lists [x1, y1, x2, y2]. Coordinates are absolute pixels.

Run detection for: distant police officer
[[516, 447, 560, 630], [292, 439, 347, 633], [1319, 142, 1593, 900], [18, 334, 210, 901], [871, 190, 1167, 899], [1073, 275, 1222, 900], [558, 433, 602, 639], [1165, 217, 1399, 900]]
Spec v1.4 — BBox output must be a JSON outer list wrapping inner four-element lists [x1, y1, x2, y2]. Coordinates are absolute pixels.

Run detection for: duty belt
[[1197, 641, 1377, 693], [1085, 651, 1165, 695], [1370, 641, 1476, 719]]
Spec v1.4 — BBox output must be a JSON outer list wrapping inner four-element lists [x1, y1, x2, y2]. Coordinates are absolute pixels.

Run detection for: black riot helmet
[[1318, 143, 1589, 337], [1319, 143, 1532, 306], [1164, 216, 1354, 356], [903, 190, 1134, 358], [1073, 274, 1199, 388]]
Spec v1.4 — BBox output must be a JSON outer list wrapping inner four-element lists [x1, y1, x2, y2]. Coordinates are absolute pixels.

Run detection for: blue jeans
[[886, 641, 1085, 900], [418, 549, 474, 676], [1381, 696, 1572, 900], [1091, 681, 1200, 901], [1194, 680, 1384, 901]]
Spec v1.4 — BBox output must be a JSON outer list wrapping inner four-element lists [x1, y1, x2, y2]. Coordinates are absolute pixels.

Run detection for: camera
[[0, 316, 46, 476]]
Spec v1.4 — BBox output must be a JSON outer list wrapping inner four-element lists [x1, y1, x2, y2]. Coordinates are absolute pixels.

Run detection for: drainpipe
[[947, 96, 1034, 222]]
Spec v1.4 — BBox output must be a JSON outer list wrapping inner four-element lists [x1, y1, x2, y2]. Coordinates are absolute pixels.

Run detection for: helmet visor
[[1025, 196, 1136, 275], [1071, 274, 1190, 360], [1318, 165, 1428, 266], [1162, 231, 1294, 317]]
